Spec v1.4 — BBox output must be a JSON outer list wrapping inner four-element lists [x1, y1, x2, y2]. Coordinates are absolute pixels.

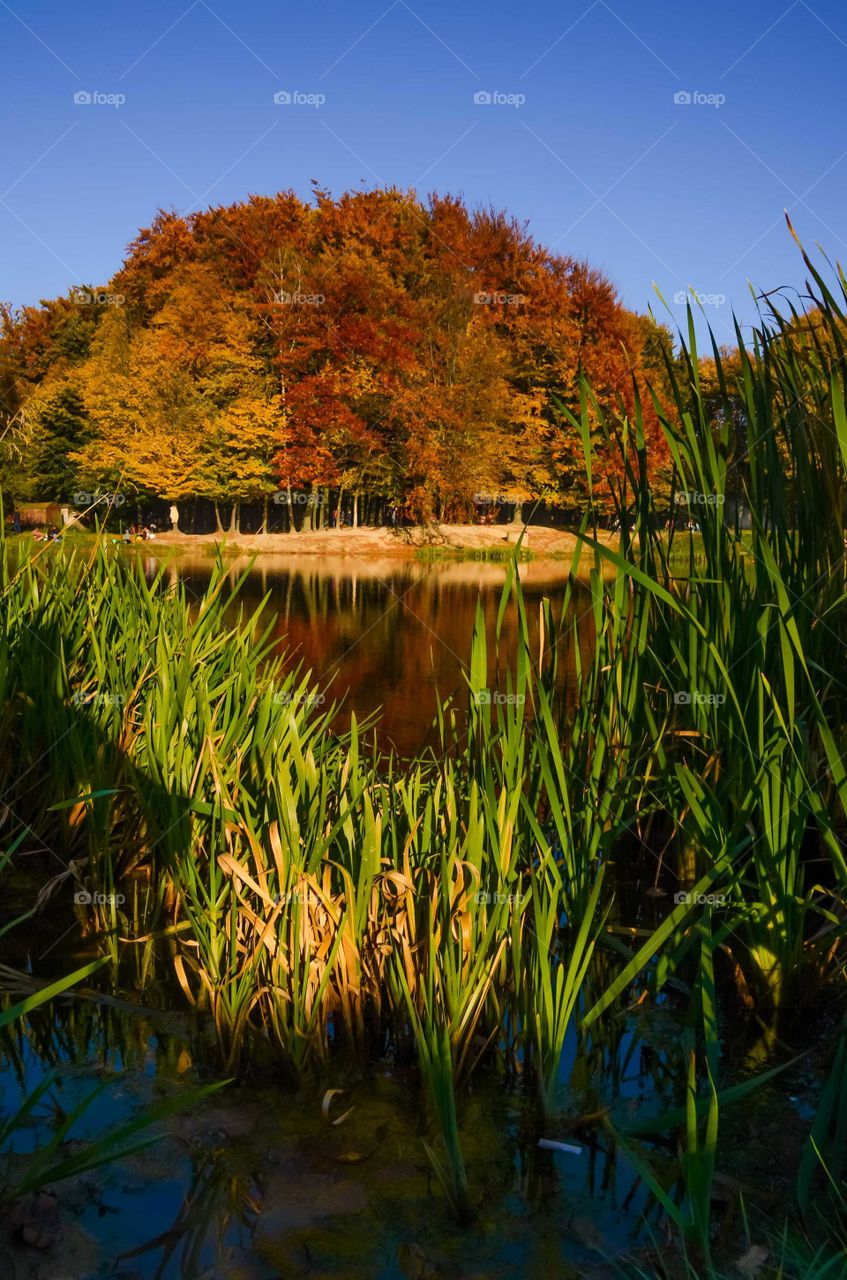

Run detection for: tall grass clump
[[2, 230, 847, 1270], [557, 224, 847, 1265]]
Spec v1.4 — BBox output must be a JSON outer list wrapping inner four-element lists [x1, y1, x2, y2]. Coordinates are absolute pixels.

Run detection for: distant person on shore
[[169, 504, 179, 532], [12, 510, 21, 534]]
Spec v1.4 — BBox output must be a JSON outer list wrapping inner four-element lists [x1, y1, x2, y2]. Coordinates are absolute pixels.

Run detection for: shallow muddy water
[[1, 988, 670, 1279], [2, 972, 819, 1278]]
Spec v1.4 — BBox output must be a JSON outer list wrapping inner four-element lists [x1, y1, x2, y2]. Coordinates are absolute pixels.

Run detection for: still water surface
[[162, 554, 590, 756]]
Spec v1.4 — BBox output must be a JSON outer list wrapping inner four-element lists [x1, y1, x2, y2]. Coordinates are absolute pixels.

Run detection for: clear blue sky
[[1, 0, 845, 347]]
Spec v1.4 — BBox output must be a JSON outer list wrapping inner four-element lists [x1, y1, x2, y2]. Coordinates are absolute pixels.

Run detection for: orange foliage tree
[[1, 187, 674, 525]]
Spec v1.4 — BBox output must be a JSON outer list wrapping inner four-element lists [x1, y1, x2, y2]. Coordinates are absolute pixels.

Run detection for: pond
[[151, 553, 593, 756], [1, 953, 818, 1278], [0, 966, 674, 1279], [0, 544, 832, 1278]]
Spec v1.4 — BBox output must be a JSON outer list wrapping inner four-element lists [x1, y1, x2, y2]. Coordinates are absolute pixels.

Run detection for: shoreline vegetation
[[3, 230, 847, 1276]]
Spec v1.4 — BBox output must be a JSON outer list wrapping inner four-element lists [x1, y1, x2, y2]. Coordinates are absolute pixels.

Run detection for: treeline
[[0, 186, 679, 527]]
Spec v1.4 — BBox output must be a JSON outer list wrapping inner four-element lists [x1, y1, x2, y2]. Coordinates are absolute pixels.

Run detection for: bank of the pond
[[13, 523, 623, 561]]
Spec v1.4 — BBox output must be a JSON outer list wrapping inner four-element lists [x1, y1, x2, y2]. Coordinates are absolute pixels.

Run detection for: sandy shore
[[147, 523, 610, 559]]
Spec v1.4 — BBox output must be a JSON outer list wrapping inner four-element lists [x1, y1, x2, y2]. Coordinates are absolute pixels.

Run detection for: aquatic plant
[[2, 233, 847, 1267]]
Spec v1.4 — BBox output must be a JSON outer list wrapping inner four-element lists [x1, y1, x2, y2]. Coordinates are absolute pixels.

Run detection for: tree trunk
[[513, 502, 524, 525], [228, 503, 237, 533], [286, 484, 296, 532], [352, 492, 359, 529], [302, 485, 314, 532], [336, 488, 344, 530], [259, 494, 269, 535], [213, 502, 224, 533]]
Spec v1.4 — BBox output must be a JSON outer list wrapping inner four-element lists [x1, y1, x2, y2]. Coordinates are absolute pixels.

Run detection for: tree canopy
[[0, 186, 676, 524]]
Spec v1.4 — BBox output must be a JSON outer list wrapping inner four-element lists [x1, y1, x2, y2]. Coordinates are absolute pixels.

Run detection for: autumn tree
[[4, 185, 678, 526], [72, 308, 205, 503]]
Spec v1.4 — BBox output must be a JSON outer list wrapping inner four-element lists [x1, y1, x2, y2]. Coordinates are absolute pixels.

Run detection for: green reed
[[2, 234, 847, 1268]]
